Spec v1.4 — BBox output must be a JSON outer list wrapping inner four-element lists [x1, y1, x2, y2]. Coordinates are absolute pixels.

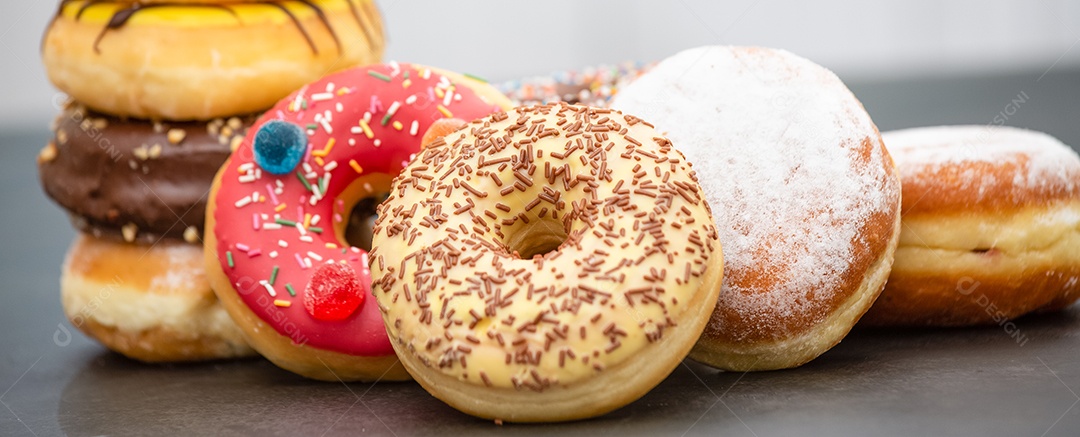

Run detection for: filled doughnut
[[61, 234, 254, 362], [862, 126, 1080, 326], [43, 0, 384, 120], [612, 46, 902, 371], [370, 103, 725, 422], [205, 63, 513, 381], [39, 101, 252, 244]]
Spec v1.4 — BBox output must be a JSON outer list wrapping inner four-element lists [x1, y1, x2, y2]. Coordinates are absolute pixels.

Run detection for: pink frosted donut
[[205, 63, 512, 381]]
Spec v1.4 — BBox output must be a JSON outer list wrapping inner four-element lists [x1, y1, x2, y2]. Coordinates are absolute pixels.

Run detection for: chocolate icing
[[51, 0, 374, 55], [39, 103, 254, 243]]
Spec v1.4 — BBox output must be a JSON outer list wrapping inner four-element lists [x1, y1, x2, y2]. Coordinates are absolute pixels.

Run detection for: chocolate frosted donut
[[38, 102, 253, 243]]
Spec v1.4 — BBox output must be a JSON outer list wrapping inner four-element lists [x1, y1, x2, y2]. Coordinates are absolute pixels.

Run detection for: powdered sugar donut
[[862, 126, 1080, 326], [612, 46, 902, 371]]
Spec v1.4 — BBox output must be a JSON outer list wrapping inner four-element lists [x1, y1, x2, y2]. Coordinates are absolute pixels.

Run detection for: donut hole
[[336, 173, 396, 254], [343, 196, 386, 252], [504, 218, 568, 259]]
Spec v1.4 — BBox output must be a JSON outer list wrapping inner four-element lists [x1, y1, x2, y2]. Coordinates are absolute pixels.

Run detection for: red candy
[[304, 263, 365, 321]]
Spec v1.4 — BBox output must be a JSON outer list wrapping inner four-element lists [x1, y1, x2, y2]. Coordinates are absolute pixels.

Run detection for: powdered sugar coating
[[884, 125, 1080, 210], [612, 46, 900, 342]]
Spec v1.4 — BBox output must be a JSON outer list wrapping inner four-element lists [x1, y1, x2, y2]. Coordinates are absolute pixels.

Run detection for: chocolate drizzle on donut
[[263, 2, 319, 54], [52, 0, 370, 55], [93, 4, 238, 54], [345, 0, 382, 56]]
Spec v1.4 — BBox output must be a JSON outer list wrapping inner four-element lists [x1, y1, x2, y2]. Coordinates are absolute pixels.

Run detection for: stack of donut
[[38, 0, 385, 362]]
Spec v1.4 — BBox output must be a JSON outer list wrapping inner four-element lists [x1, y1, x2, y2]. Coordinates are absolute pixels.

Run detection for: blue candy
[[253, 120, 307, 175]]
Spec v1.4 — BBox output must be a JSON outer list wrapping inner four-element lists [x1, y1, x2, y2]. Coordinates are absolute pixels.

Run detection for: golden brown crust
[[888, 126, 1080, 215], [862, 203, 1080, 326], [866, 266, 1080, 326], [900, 158, 1080, 215], [73, 319, 250, 363], [864, 126, 1080, 327], [204, 165, 410, 382], [61, 234, 255, 362], [42, 0, 384, 120]]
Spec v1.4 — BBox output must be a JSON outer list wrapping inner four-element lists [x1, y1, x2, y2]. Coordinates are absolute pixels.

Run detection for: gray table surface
[[2, 69, 1080, 436]]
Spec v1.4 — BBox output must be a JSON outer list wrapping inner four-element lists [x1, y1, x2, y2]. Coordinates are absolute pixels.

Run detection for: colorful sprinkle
[[464, 72, 488, 83], [296, 170, 314, 193], [367, 70, 392, 82]]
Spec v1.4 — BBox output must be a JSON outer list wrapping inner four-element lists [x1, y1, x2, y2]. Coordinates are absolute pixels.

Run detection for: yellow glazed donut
[[862, 126, 1080, 326], [370, 103, 725, 422], [43, 0, 384, 120]]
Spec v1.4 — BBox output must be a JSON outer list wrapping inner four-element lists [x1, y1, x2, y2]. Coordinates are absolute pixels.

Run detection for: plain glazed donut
[[205, 63, 513, 381], [39, 101, 252, 244], [62, 234, 254, 362], [370, 103, 725, 422], [861, 126, 1080, 326], [43, 0, 384, 120], [612, 46, 902, 371]]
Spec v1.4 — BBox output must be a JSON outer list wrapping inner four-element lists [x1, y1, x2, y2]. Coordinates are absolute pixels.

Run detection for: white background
[[2, 0, 1078, 128]]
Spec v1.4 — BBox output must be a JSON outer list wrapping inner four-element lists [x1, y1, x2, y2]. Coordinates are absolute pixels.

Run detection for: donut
[[861, 126, 1080, 326], [39, 101, 252, 244], [61, 234, 254, 362], [498, 62, 653, 108], [370, 103, 725, 422], [612, 46, 902, 371], [39, 102, 256, 361], [205, 63, 514, 381], [43, 0, 384, 120]]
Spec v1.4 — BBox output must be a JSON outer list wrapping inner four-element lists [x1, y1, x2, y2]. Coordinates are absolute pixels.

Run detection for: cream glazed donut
[[612, 46, 902, 372], [862, 126, 1080, 326], [205, 63, 513, 381], [370, 103, 725, 422]]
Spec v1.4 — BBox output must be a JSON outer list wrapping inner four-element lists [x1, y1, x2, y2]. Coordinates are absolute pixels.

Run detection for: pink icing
[[213, 63, 503, 355]]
